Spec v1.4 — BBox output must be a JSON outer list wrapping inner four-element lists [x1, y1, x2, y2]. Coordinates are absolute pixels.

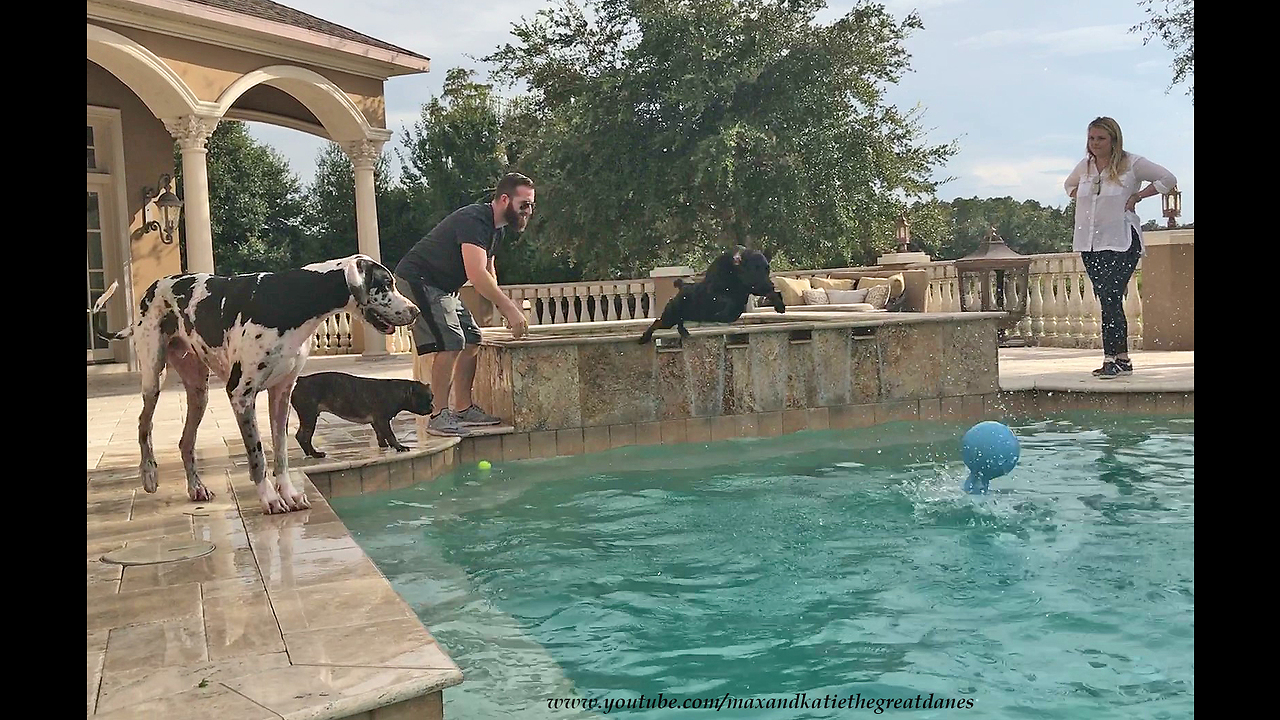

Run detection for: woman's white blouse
[[1064, 153, 1177, 255]]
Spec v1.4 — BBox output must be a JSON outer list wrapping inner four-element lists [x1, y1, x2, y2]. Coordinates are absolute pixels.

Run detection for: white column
[[343, 139, 388, 358], [164, 116, 219, 274]]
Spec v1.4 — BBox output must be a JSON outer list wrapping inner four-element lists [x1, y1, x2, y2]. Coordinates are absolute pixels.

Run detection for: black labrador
[[638, 246, 785, 344], [290, 372, 435, 458]]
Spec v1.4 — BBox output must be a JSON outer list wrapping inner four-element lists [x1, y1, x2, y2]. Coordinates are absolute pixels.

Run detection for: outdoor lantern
[[895, 211, 911, 254], [143, 174, 184, 244], [1162, 186, 1181, 229], [954, 226, 1033, 347]]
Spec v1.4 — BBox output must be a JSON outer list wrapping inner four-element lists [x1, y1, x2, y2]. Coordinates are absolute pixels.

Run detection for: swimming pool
[[332, 412, 1193, 719]]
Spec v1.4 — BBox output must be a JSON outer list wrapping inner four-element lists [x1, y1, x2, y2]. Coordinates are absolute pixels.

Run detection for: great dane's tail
[[91, 281, 134, 341]]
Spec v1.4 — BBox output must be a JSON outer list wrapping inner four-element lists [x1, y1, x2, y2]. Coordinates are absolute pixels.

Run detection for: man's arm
[[463, 243, 510, 308]]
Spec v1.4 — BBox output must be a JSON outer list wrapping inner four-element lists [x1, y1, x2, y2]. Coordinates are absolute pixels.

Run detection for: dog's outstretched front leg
[[268, 380, 309, 511], [764, 289, 786, 314], [677, 320, 691, 338]]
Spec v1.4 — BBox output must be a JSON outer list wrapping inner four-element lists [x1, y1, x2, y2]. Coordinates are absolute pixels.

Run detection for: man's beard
[[504, 205, 528, 231]]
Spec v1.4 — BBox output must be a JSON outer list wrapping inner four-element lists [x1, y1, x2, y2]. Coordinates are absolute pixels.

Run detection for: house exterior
[[88, 0, 431, 368]]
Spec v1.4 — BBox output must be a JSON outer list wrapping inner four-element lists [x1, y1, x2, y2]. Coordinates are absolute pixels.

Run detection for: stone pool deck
[[87, 354, 464, 720], [86, 347, 1192, 718]]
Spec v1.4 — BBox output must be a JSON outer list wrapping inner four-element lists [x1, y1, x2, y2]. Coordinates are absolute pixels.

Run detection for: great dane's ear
[[344, 256, 370, 305]]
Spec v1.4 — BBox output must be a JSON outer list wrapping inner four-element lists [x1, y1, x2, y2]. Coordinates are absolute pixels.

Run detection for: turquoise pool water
[[333, 413, 1193, 719]]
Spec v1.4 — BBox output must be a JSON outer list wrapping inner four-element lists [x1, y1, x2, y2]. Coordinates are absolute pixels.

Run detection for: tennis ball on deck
[[478, 460, 492, 471]]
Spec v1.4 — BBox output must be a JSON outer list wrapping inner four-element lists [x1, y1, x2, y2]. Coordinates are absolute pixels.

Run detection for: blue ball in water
[[961, 421, 1020, 494]]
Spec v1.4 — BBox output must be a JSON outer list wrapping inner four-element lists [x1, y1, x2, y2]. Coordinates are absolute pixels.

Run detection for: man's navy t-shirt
[[395, 203, 504, 294]]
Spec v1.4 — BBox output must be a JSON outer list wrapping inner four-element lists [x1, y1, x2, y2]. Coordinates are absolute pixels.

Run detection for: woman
[[1064, 116, 1177, 379]]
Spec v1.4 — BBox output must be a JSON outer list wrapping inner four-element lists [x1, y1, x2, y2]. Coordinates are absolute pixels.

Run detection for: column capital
[[342, 139, 384, 170], [164, 115, 220, 151]]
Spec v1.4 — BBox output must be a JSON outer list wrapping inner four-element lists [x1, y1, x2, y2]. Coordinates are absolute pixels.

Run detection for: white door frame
[[87, 105, 135, 370], [87, 178, 117, 362]]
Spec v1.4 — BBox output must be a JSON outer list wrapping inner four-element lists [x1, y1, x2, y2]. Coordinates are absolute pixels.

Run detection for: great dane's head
[[341, 254, 419, 334]]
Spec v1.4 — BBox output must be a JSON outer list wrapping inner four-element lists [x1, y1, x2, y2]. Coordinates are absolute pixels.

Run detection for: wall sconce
[[142, 174, 184, 244], [1162, 186, 1182, 229]]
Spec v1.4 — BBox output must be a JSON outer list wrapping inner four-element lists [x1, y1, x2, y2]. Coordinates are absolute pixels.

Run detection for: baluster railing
[[1125, 272, 1144, 351], [1082, 274, 1102, 347], [307, 252, 1149, 354], [1029, 273, 1045, 340]]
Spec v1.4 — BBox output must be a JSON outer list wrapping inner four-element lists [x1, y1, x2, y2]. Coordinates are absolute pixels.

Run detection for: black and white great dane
[[93, 254, 420, 514]]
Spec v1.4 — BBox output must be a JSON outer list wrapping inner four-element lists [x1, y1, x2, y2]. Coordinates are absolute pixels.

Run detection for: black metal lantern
[[954, 226, 1032, 347], [142, 174, 184, 244]]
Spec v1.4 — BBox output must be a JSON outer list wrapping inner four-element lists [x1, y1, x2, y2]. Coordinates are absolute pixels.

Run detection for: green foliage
[[398, 68, 506, 227], [176, 120, 308, 275], [301, 142, 419, 270], [483, 0, 957, 277], [905, 197, 1074, 261]]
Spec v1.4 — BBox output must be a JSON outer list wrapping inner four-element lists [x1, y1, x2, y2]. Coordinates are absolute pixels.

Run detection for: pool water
[[333, 413, 1193, 719]]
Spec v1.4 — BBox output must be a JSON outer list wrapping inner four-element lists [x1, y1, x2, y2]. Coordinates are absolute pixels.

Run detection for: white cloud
[[959, 23, 1141, 56], [966, 156, 1079, 202]]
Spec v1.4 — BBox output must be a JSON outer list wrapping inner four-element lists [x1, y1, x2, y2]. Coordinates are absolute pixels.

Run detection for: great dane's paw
[[261, 497, 292, 514], [304, 450, 327, 459], [141, 462, 159, 493], [275, 481, 311, 512], [280, 490, 311, 511], [188, 484, 216, 502], [257, 485, 291, 514], [393, 444, 410, 453]]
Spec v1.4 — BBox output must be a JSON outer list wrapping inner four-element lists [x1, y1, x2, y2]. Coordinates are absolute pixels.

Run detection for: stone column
[[164, 116, 219, 274], [343, 139, 389, 358], [1138, 229, 1194, 350], [650, 265, 695, 316]]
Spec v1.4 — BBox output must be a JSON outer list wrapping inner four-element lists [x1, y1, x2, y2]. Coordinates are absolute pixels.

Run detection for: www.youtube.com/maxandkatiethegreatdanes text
[[547, 692, 976, 714]]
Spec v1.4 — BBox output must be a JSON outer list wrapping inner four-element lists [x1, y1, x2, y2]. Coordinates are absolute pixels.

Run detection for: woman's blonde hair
[[1087, 116, 1130, 182]]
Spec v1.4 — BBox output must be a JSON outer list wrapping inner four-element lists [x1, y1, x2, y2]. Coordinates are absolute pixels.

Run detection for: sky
[[246, 0, 1194, 224]]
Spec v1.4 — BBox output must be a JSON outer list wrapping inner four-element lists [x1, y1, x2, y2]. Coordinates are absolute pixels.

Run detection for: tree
[[396, 70, 583, 284], [176, 120, 308, 275], [302, 142, 419, 269], [1142, 218, 1192, 231], [399, 68, 507, 228], [1131, 0, 1193, 102], [483, 0, 957, 278], [905, 197, 1074, 261]]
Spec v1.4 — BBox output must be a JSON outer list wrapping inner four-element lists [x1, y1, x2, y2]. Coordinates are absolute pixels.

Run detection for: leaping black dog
[[637, 246, 786, 344]]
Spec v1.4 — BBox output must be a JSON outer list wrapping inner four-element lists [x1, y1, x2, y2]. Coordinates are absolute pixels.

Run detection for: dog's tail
[[91, 281, 135, 341]]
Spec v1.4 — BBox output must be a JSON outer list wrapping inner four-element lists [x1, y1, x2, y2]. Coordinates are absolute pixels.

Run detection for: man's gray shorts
[[394, 275, 482, 355]]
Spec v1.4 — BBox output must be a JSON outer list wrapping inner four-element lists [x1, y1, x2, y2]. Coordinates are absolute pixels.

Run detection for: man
[[394, 172, 534, 436]]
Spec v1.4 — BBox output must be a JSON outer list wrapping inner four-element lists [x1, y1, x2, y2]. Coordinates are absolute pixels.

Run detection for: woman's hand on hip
[[1125, 194, 1141, 212]]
